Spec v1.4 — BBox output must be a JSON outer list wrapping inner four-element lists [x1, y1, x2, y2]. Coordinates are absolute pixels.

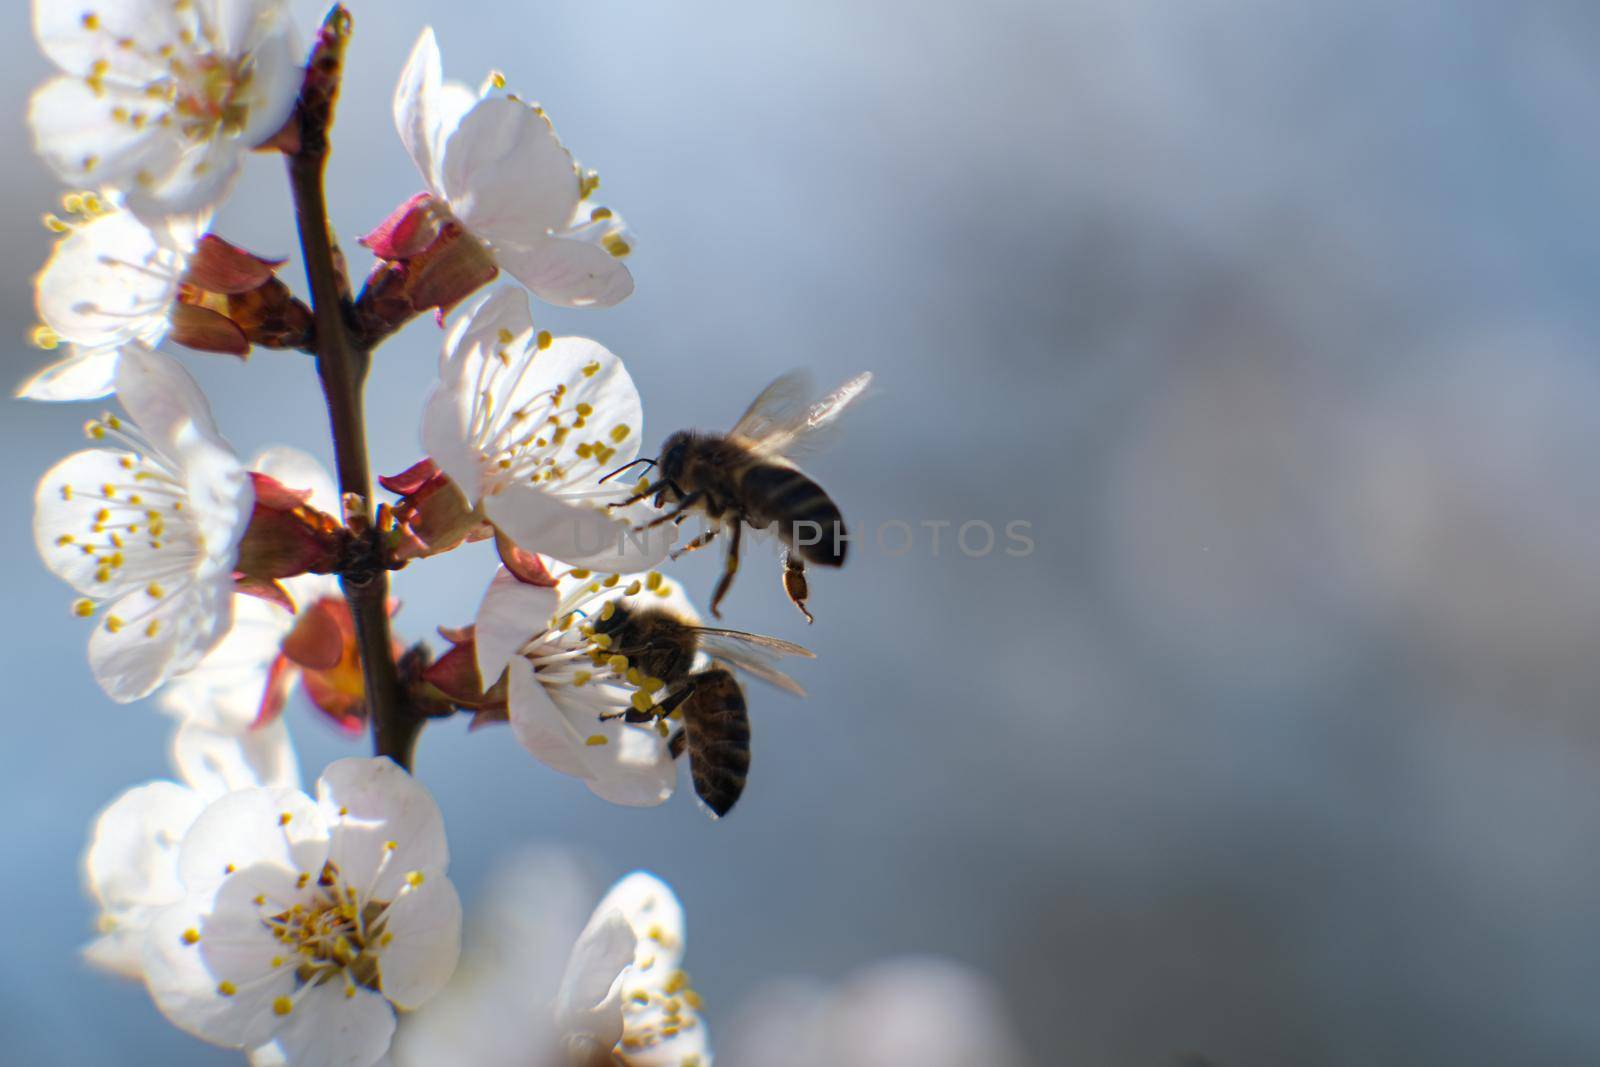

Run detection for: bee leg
[[638, 490, 704, 531], [670, 527, 719, 561], [610, 478, 671, 510], [667, 727, 687, 760], [709, 522, 743, 619], [782, 551, 814, 624]]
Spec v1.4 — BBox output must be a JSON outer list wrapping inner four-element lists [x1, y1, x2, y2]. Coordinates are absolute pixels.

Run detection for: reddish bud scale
[[354, 194, 499, 340], [379, 460, 487, 561], [234, 473, 346, 580]]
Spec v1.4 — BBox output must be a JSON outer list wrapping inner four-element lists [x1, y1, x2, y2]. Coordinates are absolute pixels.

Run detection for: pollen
[[608, 654, 630, 674], [217, 981, 237, 996], [537, 330, 553, 350], [405, 871, 425, 888], [144, 620, 161, 638], [610, 424, 632, 443], [582, 361, 601, 378], [146, 583, 164, 598], [573, 670, 592, 686], [646, 572, 664, 591], [72, 599, 94, 617], [278, 812, 292, 826], [602, 235, 632, 258], [181, 928, 200, 945], [104, 615, 124, 633], [590, 206, 613, 221], [631, 690, 656, 714], [586, 734, 608, 746], [272, 997, 293, 1016]]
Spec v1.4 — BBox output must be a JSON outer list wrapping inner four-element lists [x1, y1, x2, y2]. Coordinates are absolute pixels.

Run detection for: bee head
[[658, 430, 692, 484]]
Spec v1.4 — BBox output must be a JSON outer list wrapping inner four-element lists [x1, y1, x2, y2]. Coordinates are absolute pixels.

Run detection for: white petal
[[554, 909, 633, 1051], [250, 983, 396, 1067], [441, 97, 579, 240], [33, 0, 188, 81], [90, 576, 232, 702], [394, 27, 446, 192], [474, 567, 558, 684], [144, 894, 297, 1050], [494, 235, 635, 309], [116, 346, 226, 458], [28, 76, 180, 189], [506, 658, 676, 806], [36, 208, 185, 351], [16, 345, 121, 402], [375, 878, 462, 1009], [177, 787, 329, 902], [824, 959, 1028, 1067], [159, 591, 295, 731], [173, 719, 300, 795], [595, 873, 687, 974], [318, 758, 449, 902], [123, 138, 244, 220], [233, 12, 304, 149], [34, 448, 160, 598], [485, 487, 674, 573], [86, 780, 201, 908]]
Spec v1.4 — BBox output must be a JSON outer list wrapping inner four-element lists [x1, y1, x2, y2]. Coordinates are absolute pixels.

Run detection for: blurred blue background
[[7, 1, 1600, 1063]]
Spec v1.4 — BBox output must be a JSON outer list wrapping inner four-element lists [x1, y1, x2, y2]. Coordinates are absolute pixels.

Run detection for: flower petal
[[375, 878, 463, 1009], [597, 872, 687, 974], [318, 757, 449, 902], [485, 487, 674, 573], [474, 566, 558, 685], [554, 909, 633, 1051], [494, 234, 635, 309], [172, 719, 300, 795], [441, 96, 579, 240], [247, 983, 396, 1067], [17, 345, 121, 402], [88, 578, 232, 702], [394, 27, 446, 192], [176, 786, 329, 902]]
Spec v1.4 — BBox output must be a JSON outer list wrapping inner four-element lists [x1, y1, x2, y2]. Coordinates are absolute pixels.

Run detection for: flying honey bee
[[607, 371, 872, 622], [590, 598, 812, 817]]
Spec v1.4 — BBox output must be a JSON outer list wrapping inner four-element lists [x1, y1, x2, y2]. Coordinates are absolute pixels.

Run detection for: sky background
[[6, 1, 1600, 1064]]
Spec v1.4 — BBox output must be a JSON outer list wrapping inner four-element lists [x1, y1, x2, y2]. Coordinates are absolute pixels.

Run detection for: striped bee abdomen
[[740, 461, 847, 566], [681, 668, 752, 818]]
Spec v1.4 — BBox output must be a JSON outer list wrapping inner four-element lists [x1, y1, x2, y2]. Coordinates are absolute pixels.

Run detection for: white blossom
[[160, 447, 340, 733], [33, 346, 252, 702], [720, 959, 1027, 1067], [144, 757, 461, 1067], [422, 286, 673, 571], [21, 194, 205, 402], [476, 563, 695, 808], [393, 855, 709, 1067], [28, 0, 303, 216], [84, 719, 299, 979], [394, 28, 635, 309]]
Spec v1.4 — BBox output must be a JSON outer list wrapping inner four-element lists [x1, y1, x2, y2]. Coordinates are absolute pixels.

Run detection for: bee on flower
[[28, 0, 304, 216]]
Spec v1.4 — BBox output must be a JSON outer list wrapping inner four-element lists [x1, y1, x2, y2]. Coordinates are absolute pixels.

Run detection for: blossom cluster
[[23, 2, 878, 1064]]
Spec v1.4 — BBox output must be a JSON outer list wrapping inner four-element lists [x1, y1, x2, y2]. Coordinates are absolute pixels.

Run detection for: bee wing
[[695, 629, 813, 697], [729, 371, 815, 445], [746, 371, 874, 459]]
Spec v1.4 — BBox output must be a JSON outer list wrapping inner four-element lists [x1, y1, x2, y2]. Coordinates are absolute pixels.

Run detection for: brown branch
[[286, 6, 423, 770]]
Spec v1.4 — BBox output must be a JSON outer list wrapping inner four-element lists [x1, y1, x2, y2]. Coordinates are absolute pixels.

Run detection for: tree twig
[[286, 6, 423, 770]]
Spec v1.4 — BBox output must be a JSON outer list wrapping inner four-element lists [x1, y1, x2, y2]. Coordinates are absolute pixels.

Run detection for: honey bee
[[608, 371, 872, 622], [590, 599, 812, 817]]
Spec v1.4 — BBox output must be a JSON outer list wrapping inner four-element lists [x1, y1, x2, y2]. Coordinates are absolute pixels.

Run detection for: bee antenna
[[599, 457, 656, 484]]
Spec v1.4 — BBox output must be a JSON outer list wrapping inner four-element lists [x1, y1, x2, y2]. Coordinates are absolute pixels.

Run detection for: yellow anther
[[599, 601, 616, 621], [273, 997, 293, 1016], [104, 615, 123, 633], [610, 424, 632, 443], [489, 70, 507, 90], [146, 583, 164, 599], [591, 632, 613, 650], [573, 670, 592, 687], [72, 599, 94, 618], [657, 719, 671, 736], [602, 235, 631, 258], [624, 580, 642, 597], [582, 361, 601, 377], [590, 206, 613, 221], [641, 676, 665, 694], [31, 323, 61, 348], [406, 871, 425, 888], [586, 734, 608, 746], [631, 690, 655, 714], [254, 895, 266, 906], [182, 928, 200, 945], [646, 572, 664, 591], [580, 170, 601, 198], [626, 667, 643, 685], [537, 330, 553, 350], [603, 574, 620, 588], [217, 981, 238, 996], [144, 620, 160, 638], [608, 654, 630, 674], [81, 13, 101, 30]]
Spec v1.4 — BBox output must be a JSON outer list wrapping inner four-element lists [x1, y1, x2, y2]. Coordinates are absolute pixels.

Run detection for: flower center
[[170, 55, 254, 142], [263, 861, 389, 997]]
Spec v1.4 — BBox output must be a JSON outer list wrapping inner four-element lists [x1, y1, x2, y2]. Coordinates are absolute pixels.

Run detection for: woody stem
[[286, 6, 422, 771]]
